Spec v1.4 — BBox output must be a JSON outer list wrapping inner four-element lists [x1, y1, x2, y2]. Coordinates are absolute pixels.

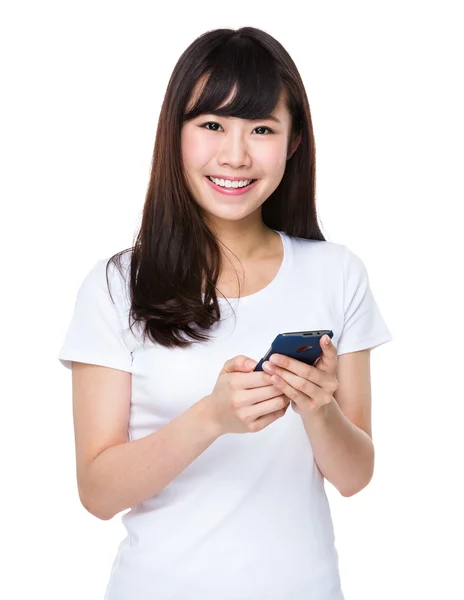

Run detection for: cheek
[[257, 144, 288, 175], [181, 129, 216, 170]]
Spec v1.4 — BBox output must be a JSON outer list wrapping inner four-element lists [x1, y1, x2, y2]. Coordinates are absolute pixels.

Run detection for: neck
[[208, 221, 276, 264]]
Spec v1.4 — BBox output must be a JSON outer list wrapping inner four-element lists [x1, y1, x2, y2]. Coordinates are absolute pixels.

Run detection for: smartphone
[[253, 330, 334, 371]]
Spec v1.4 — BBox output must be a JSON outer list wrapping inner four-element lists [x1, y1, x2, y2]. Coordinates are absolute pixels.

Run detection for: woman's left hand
[[262, 335, 339, 417]]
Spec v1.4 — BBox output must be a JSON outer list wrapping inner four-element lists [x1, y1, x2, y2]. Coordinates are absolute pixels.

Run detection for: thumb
[[221, 355, 257, 374]]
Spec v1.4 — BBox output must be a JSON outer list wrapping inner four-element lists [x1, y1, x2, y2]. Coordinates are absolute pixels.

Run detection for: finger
[[265, 360, 338, 398], [269, 369, 321, 403], [313, 335, 338, 373], [221, 357, 274, 391], [267, 354, 324, 386], [221, 355, 256, 374], [320, 335, 337, 360]]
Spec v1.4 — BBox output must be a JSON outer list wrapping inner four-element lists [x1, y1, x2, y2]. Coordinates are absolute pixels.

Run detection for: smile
[[205, 176, 260, 197]]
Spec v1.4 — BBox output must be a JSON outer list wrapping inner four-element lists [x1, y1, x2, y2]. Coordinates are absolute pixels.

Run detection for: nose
[[217, 130, 252, 170]]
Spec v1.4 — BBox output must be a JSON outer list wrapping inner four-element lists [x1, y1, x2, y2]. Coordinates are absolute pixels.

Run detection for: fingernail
[[270, 354, 283, 365], [245, 359, 256, 368]]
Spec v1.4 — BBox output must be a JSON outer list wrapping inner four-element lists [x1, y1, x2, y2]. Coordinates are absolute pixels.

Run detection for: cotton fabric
[[58, 230, 393, 599]]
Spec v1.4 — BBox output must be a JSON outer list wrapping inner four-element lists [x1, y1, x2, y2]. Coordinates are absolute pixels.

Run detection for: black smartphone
[[253, 330, 334, 371]]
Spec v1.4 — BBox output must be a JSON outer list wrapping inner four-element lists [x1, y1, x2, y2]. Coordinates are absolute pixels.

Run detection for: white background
[[1, 1, 463, 598]]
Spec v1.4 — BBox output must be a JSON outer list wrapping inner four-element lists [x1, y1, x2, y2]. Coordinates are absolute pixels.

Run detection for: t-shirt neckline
[[213, 229, 293, 308]]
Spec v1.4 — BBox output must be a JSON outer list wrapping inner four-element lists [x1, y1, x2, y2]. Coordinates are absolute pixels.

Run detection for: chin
[[203, 204, 263, 223]]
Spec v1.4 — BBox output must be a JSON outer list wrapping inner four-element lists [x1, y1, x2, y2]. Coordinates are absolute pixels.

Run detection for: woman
[[58, 26, 392, 600]]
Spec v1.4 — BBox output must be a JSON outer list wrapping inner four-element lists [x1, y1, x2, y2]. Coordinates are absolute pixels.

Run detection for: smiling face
[[180, 81, 299, 229]]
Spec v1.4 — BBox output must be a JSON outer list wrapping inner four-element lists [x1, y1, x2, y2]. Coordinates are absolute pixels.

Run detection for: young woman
[[59, 26, 392, 600]]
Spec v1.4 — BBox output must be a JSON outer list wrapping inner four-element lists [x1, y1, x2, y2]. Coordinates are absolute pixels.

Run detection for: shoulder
[[288, 236, 365, 272], [81, 250, 133, 310], [286, 234, 348, 268]]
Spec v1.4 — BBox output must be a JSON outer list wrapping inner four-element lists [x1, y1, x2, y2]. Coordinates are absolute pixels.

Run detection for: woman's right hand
[[202, 355, 290, 436]]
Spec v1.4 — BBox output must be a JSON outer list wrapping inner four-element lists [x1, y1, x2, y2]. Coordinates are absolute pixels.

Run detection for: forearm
[[302, 398, 375, 497], [81, 398, 221, 520]]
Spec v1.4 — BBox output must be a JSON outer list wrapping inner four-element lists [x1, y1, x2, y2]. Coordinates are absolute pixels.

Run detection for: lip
[[205, 176, 259, 196], [207, 175, 255, 181]]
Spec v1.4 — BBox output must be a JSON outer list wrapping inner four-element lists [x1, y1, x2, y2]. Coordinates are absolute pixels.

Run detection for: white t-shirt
[[58, 230, 392, 600]]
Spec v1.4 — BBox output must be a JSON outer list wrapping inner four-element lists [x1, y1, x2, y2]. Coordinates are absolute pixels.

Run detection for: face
[[180, 84, 300, 230]]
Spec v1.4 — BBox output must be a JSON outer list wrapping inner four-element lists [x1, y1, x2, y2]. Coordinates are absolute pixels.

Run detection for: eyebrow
[[207, 112, 282, 125], [256, 115, 281, 125]]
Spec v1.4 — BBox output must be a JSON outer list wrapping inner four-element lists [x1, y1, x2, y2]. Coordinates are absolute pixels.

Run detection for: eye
[[253, 126, 274, 135], [199, 122, 274, 135]]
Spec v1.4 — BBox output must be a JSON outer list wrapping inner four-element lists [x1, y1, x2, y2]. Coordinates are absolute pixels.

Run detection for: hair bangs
[[183, 39, 283, 123]]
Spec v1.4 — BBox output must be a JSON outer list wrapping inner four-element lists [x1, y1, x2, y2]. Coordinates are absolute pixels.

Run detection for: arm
[[84, 399, 220, 520], [73, 362, 220, 521], [302, 397, 374, 497], [302, 349, 375, 497]]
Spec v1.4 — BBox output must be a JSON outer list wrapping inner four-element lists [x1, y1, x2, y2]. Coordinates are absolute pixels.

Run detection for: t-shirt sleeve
[[336, 245, 393, 355], [58, 258, 133, 372]]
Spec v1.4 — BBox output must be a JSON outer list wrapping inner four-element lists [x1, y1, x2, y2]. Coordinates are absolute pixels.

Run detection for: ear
[[287, 132, 302, 160]]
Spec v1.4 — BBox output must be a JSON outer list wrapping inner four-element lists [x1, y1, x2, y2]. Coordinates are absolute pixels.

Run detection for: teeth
[[208, 176, 253, 188]]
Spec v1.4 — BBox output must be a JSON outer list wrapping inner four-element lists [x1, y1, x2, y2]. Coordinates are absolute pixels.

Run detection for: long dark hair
[[107, 27, 326, 349]]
